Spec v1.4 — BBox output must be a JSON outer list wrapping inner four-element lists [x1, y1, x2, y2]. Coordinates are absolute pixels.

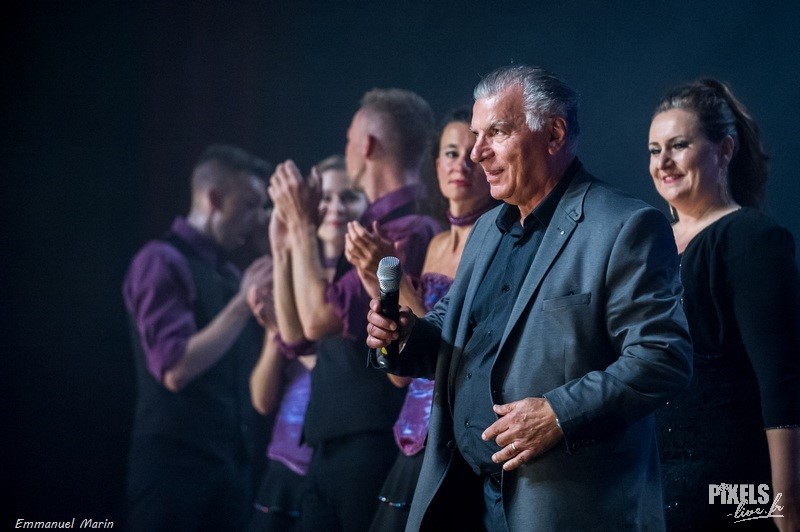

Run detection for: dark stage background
[[5, 0, 799, 526]]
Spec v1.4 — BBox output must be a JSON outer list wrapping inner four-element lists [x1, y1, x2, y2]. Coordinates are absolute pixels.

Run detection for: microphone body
[[376, 256, 402, 357]]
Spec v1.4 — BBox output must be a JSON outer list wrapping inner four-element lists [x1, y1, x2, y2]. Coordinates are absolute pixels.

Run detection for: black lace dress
[[656, 208, 800, 530]]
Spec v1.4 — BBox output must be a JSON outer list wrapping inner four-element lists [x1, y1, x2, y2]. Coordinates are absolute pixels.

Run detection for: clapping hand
[[267, 160, 322, 230], [240, 255, 274, 327], [345, 220, 397, 299]]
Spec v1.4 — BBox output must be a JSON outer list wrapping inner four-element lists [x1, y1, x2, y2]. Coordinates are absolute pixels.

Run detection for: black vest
[[128, 232, 262, 466], [303, 334, 406, 446]]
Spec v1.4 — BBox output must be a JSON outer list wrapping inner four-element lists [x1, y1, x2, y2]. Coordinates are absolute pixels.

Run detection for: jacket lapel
[[497, 170, 591, 352], [447, 214, 502, 398]]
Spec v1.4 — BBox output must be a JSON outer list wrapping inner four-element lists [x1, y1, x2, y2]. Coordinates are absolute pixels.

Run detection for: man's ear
[[548, 116, 568, 154], [364, 134, 378, 159], [207, 187, 225, 211]]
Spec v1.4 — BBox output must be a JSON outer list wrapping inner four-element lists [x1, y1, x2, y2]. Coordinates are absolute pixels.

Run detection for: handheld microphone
[[376, 256, 402, 357]]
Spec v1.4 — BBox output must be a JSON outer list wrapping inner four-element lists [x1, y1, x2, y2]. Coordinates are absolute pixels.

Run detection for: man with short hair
[[123, 144, 272, 531], [366, 65, 693, 530], [268, 88, 441, 531]]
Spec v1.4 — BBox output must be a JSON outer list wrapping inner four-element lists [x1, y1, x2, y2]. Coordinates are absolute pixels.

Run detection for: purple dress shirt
[[122, 217, 241, 380]]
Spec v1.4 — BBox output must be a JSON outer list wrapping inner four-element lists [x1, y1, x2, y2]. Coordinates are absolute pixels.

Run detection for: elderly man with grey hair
[[366, 65, 693, 531]]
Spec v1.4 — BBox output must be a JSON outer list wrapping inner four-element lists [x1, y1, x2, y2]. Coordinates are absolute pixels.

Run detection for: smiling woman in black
[[648, 79, 800, 530]]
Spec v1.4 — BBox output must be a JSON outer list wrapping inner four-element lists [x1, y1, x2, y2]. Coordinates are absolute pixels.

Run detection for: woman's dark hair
[[419, 106, 476, 223], [654, 79, 769, 208], [436, 106, 473, 153]]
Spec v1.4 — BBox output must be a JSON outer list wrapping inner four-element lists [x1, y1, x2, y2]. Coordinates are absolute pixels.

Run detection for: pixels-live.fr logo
[[709, 483, 784, 525]]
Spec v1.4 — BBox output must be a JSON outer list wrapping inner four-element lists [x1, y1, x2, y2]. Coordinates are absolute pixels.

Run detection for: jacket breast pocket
[[541, 292, 591, 311]]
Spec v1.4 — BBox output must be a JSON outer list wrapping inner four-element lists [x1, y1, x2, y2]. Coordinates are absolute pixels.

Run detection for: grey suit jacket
[[373, 166, 693, 531]]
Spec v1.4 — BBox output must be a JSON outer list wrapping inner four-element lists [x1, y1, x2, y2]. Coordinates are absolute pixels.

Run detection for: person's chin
[[318, 227, 343, 242], [321, 222, 343, 235], [657, 184, 685, 202], [488, 185, 508, 201]]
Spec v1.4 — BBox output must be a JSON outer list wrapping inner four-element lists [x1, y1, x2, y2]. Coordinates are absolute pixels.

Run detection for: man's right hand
[[366, 298, 416, 351]]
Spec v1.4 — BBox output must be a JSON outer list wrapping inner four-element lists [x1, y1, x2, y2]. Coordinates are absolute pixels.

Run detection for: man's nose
[[471, 135, 490, 163]]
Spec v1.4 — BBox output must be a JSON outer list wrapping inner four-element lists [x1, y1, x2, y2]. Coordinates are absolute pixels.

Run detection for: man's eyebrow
[[491, 119, 514, 129], [471, 120, 510, 134], [480, 120, 513, 132]]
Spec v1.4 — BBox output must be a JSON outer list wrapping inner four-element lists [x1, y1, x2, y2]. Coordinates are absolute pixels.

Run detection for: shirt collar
[[361, 184, 419, 227], [495, 157, 581, 234], [171, 216, 228, 267]]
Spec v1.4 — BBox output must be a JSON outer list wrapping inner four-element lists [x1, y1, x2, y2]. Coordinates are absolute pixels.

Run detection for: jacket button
[[446, 440, 457, 451]]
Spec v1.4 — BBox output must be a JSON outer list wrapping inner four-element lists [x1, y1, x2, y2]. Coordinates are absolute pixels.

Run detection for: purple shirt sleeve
[[122, 241, 197, 381], [274, 332, 316, 359]]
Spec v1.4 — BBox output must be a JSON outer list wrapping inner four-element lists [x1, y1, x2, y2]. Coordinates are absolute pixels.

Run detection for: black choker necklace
[[446, 199, 496, 227]]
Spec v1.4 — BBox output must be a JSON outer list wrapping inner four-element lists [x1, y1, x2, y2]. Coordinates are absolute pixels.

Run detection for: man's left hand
[[482, 397, 564, 471]]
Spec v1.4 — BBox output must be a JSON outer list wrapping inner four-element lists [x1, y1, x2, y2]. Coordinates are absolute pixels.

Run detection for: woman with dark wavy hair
[[647, 79, 800, 530]]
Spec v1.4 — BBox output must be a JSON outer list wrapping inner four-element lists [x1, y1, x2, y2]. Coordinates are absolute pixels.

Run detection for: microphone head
[[377, 256, 402, 292]]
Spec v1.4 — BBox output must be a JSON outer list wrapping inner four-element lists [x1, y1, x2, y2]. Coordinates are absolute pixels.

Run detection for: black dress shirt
[[452, 160, 578, 475]]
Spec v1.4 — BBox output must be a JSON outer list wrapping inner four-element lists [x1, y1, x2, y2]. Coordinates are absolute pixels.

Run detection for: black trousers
[[126, 451, 249, 532], [420, 451, 484, 532], [301, 431, 397, 532]]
